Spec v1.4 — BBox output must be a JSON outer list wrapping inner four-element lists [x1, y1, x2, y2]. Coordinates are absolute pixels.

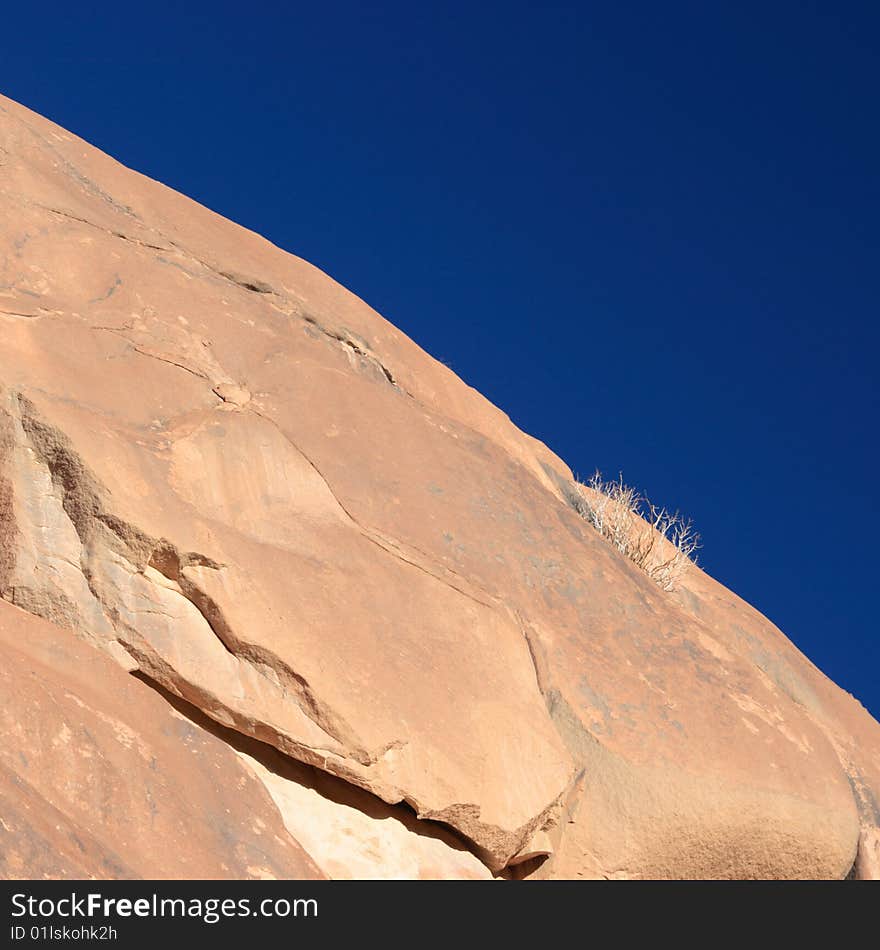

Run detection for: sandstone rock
[[238, 752, 495, 880], [0, 91, 877, 879], [0, 599, 324, 879]]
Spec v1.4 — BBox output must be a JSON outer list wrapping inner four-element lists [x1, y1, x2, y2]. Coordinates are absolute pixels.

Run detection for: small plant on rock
[[572, 471, 700, 592]]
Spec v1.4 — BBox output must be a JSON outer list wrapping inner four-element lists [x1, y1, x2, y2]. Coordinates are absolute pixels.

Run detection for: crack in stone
[[6, 390, 416, 776], [26, 199, 416, 404], [37, 205, 168, 251], [246, 405, 497, 611], [300, 313, 404, 391], [0, 308, 43, 319]]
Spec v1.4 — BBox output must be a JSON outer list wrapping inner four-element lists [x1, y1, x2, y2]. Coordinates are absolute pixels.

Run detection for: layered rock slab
[[0, 598, 324, 879]]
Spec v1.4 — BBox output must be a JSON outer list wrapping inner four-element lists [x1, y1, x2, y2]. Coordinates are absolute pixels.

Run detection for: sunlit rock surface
[[0, 92, 877, 879]]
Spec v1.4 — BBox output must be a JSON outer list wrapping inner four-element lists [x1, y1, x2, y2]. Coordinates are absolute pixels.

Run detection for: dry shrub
[[572, 471, 700, 592]]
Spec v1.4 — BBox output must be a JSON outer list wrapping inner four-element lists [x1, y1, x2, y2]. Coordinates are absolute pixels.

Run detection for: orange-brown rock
[[0, 92, 877, 879], [0, 599, 324, 879]]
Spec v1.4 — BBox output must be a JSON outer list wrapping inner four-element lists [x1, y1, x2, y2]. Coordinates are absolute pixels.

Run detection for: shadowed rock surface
[[0, 92, 877, 879]]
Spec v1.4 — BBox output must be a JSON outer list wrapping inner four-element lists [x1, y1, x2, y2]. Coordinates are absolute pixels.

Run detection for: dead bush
[[572, 471, 700, 592]]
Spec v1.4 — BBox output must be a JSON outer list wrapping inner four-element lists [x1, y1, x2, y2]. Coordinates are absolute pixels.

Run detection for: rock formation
[[0, 92, 877, 879]]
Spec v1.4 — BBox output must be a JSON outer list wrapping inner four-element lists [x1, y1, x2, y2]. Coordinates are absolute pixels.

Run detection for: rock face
[[0, 92, 877, 880], [0, 599, 325, 879]]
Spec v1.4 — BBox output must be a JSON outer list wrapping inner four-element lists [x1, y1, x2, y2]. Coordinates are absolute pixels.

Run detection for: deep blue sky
[[3, 2, 877, 716]]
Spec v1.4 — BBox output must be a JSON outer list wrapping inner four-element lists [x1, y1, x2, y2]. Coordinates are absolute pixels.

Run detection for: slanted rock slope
[[0, 93, 877, 879]]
